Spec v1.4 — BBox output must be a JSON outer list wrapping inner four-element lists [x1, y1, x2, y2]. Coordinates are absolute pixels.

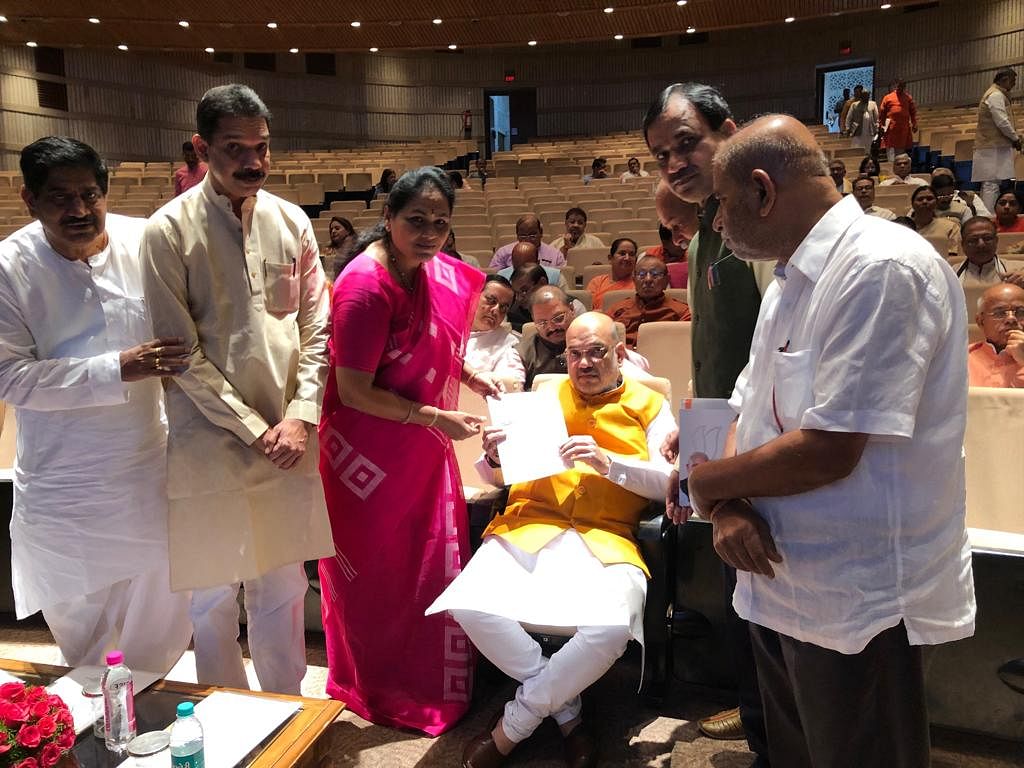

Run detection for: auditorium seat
[[965, 387, 1024, 536], [582, 264, 612, 287], [635, 321, 692, 404]]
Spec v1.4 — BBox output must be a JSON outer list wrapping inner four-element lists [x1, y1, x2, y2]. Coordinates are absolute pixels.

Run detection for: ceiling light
[[289, 47, 299, 53], [117, 44, 128, 51], [676, 0, 687, 5], [178, 20, 189, 28], [26, 41, 37, 47], [614, 34, 623, 40], [527, 40, 537, 46], [784, 16, 795, 22], [0, 15, 7, 23], [204, 47, 215, 53], [350, 21, 361, 27], [433, 18, 443, 25], [686, 26, 696, 33], [880, 2, 892, 7], [448, 43, 457, 49], [604, 7, 614, 13], [266, 22, 278, 29], [369, 47, 379, 52], [88, 17, 100, 24]]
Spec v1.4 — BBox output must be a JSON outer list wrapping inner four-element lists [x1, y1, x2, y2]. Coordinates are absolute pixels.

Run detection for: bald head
[[711, 114, 839, 264], [976, 282, 1024, 348], [655, 181, 699, 246], [565, 312, 625, 395], [511, 240, 540, 269]]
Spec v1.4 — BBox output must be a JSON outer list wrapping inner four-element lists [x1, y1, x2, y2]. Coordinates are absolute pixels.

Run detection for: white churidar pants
[[42, 562, 191, 675], [189, 562, 308, 694]]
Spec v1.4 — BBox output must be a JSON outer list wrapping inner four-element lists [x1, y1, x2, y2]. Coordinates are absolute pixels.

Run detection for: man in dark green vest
[[643, 83, 769, 768]]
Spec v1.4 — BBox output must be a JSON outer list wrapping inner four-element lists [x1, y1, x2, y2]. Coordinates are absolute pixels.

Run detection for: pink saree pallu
[[318, 252, 483, 735]]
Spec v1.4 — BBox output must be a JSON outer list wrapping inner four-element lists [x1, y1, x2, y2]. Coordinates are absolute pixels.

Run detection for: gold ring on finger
[[155, 357, 162, 369]]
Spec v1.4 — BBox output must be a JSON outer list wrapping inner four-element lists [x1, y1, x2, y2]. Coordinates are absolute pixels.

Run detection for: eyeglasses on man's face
[[635, 269, 667, 280], [964, 234, 996, 247], [534, 311, 571, 330], [984, 306, 1024, 321], [564, 345, 610, 363]]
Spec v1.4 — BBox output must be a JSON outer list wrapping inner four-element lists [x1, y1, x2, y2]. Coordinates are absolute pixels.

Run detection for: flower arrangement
[[0, 682, 76, 768]]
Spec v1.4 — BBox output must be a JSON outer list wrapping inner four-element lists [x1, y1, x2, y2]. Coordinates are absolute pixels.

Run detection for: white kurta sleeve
[[986, 91, 1020, 143], [0, 271, 126, 411], [284, 222, 330, 425], [140, 217, 271, 444], [605, 400, 676, 500]]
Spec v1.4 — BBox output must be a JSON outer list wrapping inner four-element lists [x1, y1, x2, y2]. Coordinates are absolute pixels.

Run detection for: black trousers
[[723, 565, 771, 765], [749, 621, 930, 768]]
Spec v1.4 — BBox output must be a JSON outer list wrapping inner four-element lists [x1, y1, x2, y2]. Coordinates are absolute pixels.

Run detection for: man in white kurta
[[428, 313, 675, 767], [0, 137, 191, 673], [688, 116, 975, 768], [141, 85, 331, 694], [845, 90, 878, 153], [971, 68, 1021, 212]]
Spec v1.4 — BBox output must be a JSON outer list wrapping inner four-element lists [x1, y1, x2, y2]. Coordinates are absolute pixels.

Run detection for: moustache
[[61, 216, 95, 226], [234, 170, 265, 182]]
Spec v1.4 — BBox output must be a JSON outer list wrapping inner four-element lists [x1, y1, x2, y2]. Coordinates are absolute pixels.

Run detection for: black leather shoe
[[563, 722, 598, 768], [462, 712, 510, 768]]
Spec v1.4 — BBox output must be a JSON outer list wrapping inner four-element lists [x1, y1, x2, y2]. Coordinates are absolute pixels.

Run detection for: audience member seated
[[428, 312, 676, 768], [994, 191, 1024, 233], [497, 241, 570, 291], [852, 175, 896, 220], [373, 168, 397, 198], [829, 159, 852, 194], [931, 168, 991, 217], [174, 140, 208, 196], [469, 158, 488, 188], [490, 214, 567, 269], [643, 225, 688, 288], [969, 282, 1024, 387], [956, 217, 1009, 286], [323, 216, 356, 278], [448, 170, 470, 191], [931, 174, 973, 224], [620, 156, 650, 182], [443, 230, 470, 263], [858, 155, 881, 182], [910, 185, 961, 255], [587, 237, 639, 310], [880, 153, 926, 186], [604, 255, 691, 347], [506, 263, 583, 333], [466, 275, 525, 389], [549, 207, 607, 254], [583, 157, 611, 185]]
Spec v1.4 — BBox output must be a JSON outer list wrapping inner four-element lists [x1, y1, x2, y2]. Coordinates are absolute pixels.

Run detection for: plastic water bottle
[[170, 702, 205, 768], [101, 650, 136, 751]]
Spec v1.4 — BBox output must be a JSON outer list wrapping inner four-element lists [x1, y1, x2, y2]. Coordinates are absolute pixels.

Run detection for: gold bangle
[[400, 399, 414, 424]]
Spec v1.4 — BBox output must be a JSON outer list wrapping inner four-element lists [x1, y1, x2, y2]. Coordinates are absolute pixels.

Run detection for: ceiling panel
[[0, 1, 925, 53]]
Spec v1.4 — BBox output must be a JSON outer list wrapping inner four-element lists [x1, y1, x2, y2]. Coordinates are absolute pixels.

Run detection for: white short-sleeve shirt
[[729, 194, 975, 654]]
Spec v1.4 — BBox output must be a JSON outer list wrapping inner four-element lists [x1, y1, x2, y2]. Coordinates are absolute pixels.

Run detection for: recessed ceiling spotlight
[[880, 2, 892, 7], [604, 7, 614, 13], [433, 18, 443, 24], [266, 22, 278, 29], [117, 44, 128, 51], [527, 40, 537, 46], [686, 26, 696, 33], [350, 21, 361, 27], [784, 16, 795, 22], [178, 20, 189, 28], [448, 43, 457, 49], [204, 47, 215, 53], [88, 17, 100, 24], [614, 34, 623, 39], [0, 15, 7, 23], [676, 0, 687, 5], [26, 41, 38, 47], [369, 47, 379, 52], [289, 47, 299, 53]]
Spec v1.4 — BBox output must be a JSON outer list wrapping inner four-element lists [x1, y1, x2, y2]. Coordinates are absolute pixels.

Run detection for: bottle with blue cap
[[169, 701, 205, 768]]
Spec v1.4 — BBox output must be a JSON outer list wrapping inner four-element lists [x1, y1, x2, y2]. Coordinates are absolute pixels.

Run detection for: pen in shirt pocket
[[291, 256, 297, 275]]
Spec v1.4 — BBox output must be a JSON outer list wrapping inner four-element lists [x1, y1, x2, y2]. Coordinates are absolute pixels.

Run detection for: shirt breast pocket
[[264, 261, 300, 314], [771, 349, 815, 432]]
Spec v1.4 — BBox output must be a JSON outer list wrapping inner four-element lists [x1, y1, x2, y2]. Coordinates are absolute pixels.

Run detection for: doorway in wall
[[483, 88, 538, 157], [817, 62, 875, 133]]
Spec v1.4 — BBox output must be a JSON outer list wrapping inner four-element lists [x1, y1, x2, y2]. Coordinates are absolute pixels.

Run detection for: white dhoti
[[427, 530, 645, 743], [972, 146, 1017, 210]]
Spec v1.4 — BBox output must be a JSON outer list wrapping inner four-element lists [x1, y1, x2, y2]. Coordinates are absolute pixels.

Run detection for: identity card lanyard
[[706, 252, 735, 289]]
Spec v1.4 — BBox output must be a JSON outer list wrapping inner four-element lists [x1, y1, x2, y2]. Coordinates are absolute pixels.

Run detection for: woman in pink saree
[[319, 167, 501, 735]]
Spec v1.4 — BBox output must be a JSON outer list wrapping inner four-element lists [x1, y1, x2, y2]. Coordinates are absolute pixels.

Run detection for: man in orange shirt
[[172, 140, 208, 196], [605, 255, 691, 347], [969, 282, 1024, 387]]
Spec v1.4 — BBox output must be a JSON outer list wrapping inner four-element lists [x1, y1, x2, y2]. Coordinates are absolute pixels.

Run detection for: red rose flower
[[25, 688, 47, 703], [56, 709, 74, 727], [16, 723, 42, 748], [46, 696, 63, 710], [36, 715, 56, 738], [40, 742, 63, 768], [29, 700, 49, 719], [15, 757, 40, 768], [57, 728, 75, 750], [0, 741, 11, 755], [2, 702, 29, 724], [0, 682, 26, 701]]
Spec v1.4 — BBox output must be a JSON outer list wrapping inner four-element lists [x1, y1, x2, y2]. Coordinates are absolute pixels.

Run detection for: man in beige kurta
[[141, 84, 331, 694]]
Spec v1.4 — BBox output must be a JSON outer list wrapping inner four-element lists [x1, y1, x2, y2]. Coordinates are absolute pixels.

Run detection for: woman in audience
[[994, 191, 1024, 233], [587, 237, 639, 310], [910, 185, 961, 255], [465, 274, 525, 390], [322, 216, 355, 278], [319, 167, 501, 736], [858, 155, 882, 182], [373, 167, 397, 197]]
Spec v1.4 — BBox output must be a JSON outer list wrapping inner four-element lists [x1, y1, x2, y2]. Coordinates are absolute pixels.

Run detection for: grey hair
[[893, 152, 912, 163], [712, 116, 829, 186]]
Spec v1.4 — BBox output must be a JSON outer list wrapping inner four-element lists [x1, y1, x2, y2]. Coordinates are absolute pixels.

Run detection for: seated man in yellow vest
[[428, 312, 676, 768]]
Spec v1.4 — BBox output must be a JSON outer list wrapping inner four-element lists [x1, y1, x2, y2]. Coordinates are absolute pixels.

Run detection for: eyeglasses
[[480, 294, 511, 314], [984, 307, 1024, 320], [534, 311, 571, 330], [564, 345, 610, 363], [635, 269, 667, 279]]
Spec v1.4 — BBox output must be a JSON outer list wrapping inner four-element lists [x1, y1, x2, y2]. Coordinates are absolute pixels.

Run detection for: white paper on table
[[487, 390, 569, 485], [48, 666, 163, 735]]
